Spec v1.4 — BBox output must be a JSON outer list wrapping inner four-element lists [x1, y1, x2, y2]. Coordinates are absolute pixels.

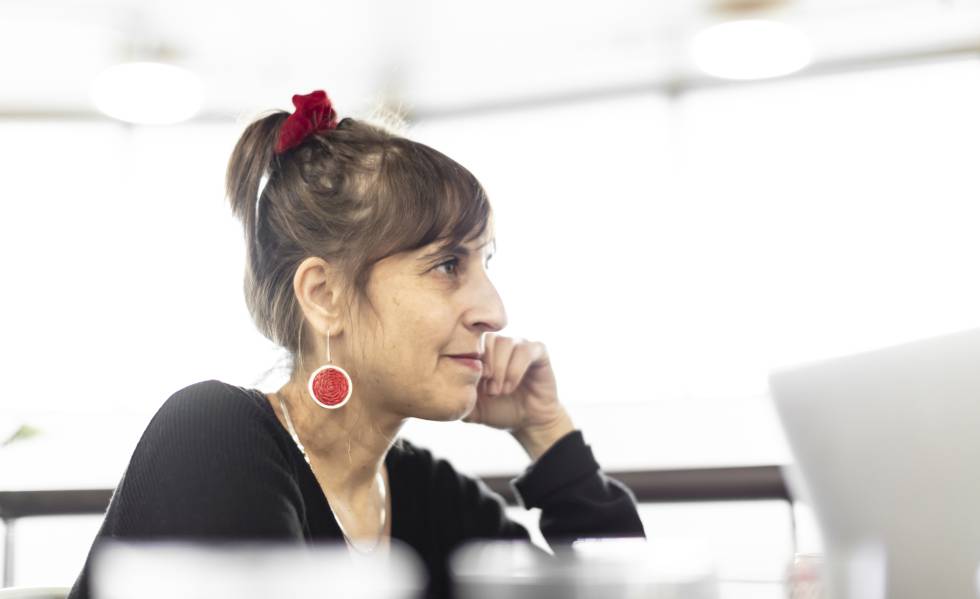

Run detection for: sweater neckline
[[242, 385, 403, 545]]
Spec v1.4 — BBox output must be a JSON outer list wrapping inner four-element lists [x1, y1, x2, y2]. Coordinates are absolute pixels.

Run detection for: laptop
[[769, 327, 980, 599]]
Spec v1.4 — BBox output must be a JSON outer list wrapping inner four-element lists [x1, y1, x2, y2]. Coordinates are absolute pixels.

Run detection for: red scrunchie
[[274, 90, 339, 154]]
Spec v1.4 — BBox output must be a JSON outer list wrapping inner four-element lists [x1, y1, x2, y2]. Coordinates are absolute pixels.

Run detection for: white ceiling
[[2, 0, 979, 121]]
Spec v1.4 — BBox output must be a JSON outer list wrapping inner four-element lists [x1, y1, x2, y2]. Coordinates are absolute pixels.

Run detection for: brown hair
[[225, 111, 494, 377]]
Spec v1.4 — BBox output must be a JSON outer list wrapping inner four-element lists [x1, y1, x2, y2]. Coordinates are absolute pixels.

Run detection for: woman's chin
[[422, 392, 478, 422]]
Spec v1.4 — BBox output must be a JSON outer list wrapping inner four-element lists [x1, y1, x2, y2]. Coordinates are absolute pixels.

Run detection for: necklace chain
[[276, 393, 388, 554]]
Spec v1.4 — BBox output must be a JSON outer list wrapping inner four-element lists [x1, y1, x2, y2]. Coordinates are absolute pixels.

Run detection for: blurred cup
[[451, 537, 718, 599], [91, 539, 425, 599]]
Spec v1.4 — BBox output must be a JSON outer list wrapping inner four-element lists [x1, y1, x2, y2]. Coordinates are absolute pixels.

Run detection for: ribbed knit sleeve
[[392, 431, 645, 599], [511, 430, 646, 543], [66, 380, 306, 599]]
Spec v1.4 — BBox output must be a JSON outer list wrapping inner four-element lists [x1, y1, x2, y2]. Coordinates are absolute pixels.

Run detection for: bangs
[[369, 137, 493, 261]]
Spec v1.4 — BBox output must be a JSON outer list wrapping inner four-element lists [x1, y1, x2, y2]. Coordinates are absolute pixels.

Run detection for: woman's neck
[[271, 379, 404, 502]]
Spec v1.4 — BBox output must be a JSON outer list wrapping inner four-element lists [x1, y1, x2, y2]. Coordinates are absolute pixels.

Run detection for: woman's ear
[[293, 256, 345, 337]]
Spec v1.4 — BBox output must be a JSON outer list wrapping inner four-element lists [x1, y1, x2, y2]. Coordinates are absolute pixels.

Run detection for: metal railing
[[0, 465, 790, 587]]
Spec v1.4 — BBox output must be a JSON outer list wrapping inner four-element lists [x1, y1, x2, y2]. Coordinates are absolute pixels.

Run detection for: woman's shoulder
[[140, 379, 280, 449], [156, 379, 269, 420], [101, 380, 306, 540]]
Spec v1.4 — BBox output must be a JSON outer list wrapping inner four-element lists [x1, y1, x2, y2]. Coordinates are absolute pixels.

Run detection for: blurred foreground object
[[770, 327, 980, 599], [0, 425, 42, 448], [91, 539, 424, 599], [0, 588, 68, 598], [786, 553, 825, 599], [450, 537, 717, 599]]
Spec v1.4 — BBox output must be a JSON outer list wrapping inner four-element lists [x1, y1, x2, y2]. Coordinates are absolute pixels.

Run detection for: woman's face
[[351, 228, 506, 421]]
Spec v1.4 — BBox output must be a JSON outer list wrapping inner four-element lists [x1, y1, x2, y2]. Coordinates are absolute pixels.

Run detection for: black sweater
[[67, 380, 645, 599]]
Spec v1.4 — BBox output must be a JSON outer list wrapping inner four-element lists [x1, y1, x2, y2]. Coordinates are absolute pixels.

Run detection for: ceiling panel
[[0, 0, 977, 120]]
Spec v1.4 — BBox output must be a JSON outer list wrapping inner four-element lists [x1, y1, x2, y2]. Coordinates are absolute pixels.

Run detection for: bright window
[[4, 57, 979, 591]]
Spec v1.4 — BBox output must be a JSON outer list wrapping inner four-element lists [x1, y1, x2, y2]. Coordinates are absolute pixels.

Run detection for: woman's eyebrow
[[419, 238, 496, 261]]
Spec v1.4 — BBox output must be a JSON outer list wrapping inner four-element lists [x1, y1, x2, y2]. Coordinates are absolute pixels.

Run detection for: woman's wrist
[[511, 408, 576, 461]]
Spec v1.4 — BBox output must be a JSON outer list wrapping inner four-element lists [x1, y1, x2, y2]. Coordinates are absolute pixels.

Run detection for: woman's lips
[[450, 356, 483, 371]]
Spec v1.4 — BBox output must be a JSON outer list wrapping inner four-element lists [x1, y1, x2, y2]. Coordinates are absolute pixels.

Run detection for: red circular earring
[[307, 327, 352, 409]]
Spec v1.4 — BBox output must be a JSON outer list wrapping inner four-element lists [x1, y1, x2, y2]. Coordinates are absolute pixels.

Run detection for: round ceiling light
[[691, 19, 813, 81], [90, 62, 203, 125]]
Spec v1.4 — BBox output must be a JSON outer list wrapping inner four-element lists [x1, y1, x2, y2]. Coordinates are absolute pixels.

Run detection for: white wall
[[4, 56, 980, 589]]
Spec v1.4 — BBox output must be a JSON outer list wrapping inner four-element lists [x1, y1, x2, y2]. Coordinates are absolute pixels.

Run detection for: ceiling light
[[691, 19, 813, 81], [90, 61, 203, 125]]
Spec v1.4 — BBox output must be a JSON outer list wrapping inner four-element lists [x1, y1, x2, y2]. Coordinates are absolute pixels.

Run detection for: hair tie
[[274, 90, 339, 154]]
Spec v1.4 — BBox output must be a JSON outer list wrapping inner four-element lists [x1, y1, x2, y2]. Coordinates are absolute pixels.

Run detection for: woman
[[67, 90, 645, 599]]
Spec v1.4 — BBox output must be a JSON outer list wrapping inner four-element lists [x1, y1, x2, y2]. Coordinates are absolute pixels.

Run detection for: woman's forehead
[[452, 234, 495, 254], [415, 234, 495, 260], [435, 225, 495, 249]]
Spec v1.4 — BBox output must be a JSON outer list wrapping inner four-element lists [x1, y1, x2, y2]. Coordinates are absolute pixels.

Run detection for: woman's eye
[[435, 257, 460, 276]]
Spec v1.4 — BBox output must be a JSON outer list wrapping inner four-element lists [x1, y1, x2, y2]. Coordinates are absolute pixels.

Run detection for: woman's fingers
[[502, 341, 539, 395], [468, 335, 557, 429], [482, 334, 540, 396], [489, 334, 515, 395], [482, 333, 496, 380]]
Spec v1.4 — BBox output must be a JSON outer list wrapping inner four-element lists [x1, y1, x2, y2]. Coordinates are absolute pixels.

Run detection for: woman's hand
[[463, 333, 575, 460]]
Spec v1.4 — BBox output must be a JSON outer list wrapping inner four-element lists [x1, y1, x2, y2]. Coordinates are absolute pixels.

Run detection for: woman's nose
[[468, 271, 507, 332]]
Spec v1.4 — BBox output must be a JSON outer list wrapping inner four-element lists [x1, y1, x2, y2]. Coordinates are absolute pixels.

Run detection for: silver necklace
[[276, 393, 388, 554]]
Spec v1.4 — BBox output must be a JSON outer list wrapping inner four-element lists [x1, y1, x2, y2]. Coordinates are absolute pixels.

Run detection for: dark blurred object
[[451, 538, 717, 599]]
